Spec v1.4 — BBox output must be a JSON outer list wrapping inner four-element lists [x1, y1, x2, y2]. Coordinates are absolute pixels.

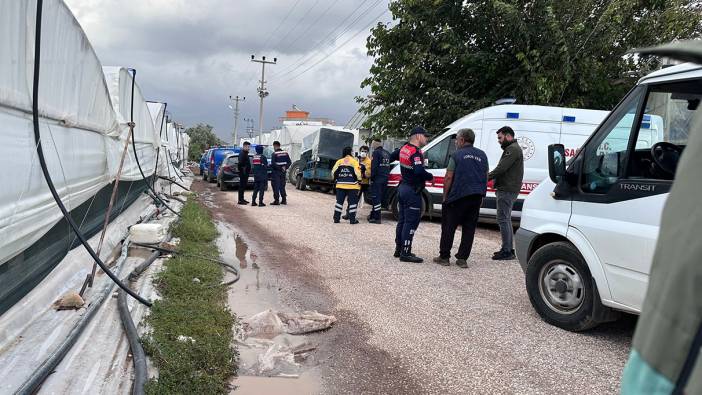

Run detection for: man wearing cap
[[433, 128, 489, 268], [395, 126, 433, 263]]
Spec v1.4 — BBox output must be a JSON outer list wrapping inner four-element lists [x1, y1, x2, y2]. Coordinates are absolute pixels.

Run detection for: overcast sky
[[65, 0, 393, 142]]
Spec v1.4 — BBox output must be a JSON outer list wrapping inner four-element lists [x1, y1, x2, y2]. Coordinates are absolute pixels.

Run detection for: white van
[[385, 105, 609, 219], [516, 63, 702, 331]]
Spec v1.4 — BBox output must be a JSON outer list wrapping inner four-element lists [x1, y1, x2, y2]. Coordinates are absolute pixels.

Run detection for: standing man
[[332, 147, 362, 224], [343, 146, 372, 220], [237, 142, 252, 205], [433, 129, 489, 268], [369, 139, 391, 224], [395, 126, 433, 263], [488, 126, 524, 261], [251, 145, 268, 207], [270, 140, 291, 205]]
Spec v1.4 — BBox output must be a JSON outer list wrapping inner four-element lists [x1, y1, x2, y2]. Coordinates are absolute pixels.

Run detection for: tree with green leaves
[[359, 0, 702, 137], [185, 123, 225, 161]]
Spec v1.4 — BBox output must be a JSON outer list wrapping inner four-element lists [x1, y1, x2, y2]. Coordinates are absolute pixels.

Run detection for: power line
[[282, 8, 389, 84], [279, 0, 342, 54], [270, 0, 379, 79], [269, 0, 322, 52]]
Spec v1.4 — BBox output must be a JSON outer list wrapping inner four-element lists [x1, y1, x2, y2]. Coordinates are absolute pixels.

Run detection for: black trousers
[[439, 194, 482, 260], [238, 170, 249, 202]]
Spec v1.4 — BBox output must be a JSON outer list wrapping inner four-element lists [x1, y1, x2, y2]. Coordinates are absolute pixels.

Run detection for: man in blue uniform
[[237, 142, 251, 205], [369, 139, 391, 224], [395, 127, 433, 263], [433, 129, 489, 268], [251, 145, 268, 207], [270, 141, 291, 205]]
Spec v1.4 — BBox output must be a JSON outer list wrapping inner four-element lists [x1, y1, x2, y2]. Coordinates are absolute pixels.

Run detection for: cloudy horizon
[[65, 0, 393, 142]]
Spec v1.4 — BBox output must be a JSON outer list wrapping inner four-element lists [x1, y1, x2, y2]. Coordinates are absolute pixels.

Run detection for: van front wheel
[[525, 242, 612, 332]]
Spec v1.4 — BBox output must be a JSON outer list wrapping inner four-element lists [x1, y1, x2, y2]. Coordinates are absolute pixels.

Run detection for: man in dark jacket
[[270, 141, 291, 205], [237, 142, 251, 205], [251, 145, 268, 207], [369, 139, 392, 224], [488, 126, 523, 260], [433, 129, 488, 268]]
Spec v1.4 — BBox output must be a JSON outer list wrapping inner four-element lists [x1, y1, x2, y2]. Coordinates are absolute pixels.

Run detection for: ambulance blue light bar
[[506, 112, 519, 119], [562, 116, 576, 123]]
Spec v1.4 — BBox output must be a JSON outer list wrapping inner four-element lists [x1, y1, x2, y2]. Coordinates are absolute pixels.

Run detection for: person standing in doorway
[[395, 126, 433, 263], [332, 147, 362, 224], [433, 129, 489, 268], [369, 139, 391, 224], [270, 141, 291, 205], [237, 142, 251, 205], [488, 126, 524, 260], [251, 145, 268, 207]]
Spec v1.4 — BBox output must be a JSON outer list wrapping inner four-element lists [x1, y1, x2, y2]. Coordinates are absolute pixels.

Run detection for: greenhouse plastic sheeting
[[0, 0, 161, 315]]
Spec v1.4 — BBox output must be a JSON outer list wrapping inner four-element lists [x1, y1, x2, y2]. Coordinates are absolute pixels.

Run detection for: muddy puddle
[[215, 221, 322, 394]]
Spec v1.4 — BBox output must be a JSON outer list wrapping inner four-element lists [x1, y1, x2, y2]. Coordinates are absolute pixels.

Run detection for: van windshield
[[581, 80, 699, 193]]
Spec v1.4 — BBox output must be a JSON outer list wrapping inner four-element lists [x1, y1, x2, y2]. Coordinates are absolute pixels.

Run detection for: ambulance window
[[425, 135, 453, 169], [581, 87, 645, 193]]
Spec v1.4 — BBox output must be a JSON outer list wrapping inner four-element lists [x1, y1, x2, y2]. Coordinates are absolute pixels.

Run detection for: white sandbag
[[128, 223, 166, 244]]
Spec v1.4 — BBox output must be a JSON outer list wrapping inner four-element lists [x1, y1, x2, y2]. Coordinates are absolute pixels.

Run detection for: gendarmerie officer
[[395, 126, 433, 263], [270, 140, 291, 205]]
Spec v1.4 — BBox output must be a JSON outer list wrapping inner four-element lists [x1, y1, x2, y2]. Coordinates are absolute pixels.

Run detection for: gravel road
[[194, 179, 635, 395]]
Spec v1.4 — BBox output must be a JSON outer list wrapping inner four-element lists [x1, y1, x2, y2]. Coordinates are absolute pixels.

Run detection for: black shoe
[[251, 202, 258, 206], [271, 201, 280, 206], [342, 215, 349, 220], [243, 200, 250, 204], [394, 248, 401, 258], [455, 258, 469, 268], [334, 218, 340, 223], [238, 201, 248, 205], [281, 199, 287, 205], [258, 202, 266, 207], [400, 254, 424, 263], [368, 218, 381, 224], [350, 219, 359, 224], [433, 257, 450, 266], [493, 249, 515, 257], [492, 251, 516, 261]]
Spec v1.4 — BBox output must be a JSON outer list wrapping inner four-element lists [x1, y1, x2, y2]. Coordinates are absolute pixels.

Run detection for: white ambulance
[[516, 63, 702, 331], [385, 105, 609, 220]]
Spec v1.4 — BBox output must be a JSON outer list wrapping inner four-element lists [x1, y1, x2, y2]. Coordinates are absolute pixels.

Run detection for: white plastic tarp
[[0, 0, 117, 266], [102, 67, 159, 180]]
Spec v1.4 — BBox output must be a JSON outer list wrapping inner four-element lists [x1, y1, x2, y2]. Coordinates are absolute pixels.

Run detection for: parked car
[[516, 62, 701, 331], [216, 154, 255, 191], [201, 146, 238, 182], [384, 105, 609, 220]]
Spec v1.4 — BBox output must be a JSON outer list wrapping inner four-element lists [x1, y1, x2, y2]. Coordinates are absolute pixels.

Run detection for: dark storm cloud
[[66, 0, 391, 142]]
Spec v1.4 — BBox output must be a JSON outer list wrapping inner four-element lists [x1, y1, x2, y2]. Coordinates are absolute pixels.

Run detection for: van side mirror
[[548, 144, 566, 183]]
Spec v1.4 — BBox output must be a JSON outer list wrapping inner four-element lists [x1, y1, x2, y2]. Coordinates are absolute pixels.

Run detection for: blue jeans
[[395, 184, 422, 255], [496, 191, 518, 253]]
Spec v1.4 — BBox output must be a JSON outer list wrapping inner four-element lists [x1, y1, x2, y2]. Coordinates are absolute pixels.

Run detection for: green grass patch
[[143, 198, 237, 394]]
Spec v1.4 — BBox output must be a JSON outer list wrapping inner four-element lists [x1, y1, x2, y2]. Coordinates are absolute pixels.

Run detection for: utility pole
[[228, 95, 245, 145], [250, 55, 277, 135]]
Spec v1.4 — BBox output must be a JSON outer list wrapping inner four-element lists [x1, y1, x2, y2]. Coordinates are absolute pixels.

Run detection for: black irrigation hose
[[29, 0, 152, 308], [157, 175, 190, 191], [131, 243, 240, 285], [126, 69, 181, 218], [118, 249, 161, 395]]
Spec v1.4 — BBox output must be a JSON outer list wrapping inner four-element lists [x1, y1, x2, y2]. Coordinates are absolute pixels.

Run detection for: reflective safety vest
[[359, 156, 371, 185], [332, 156, 362, 190]]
